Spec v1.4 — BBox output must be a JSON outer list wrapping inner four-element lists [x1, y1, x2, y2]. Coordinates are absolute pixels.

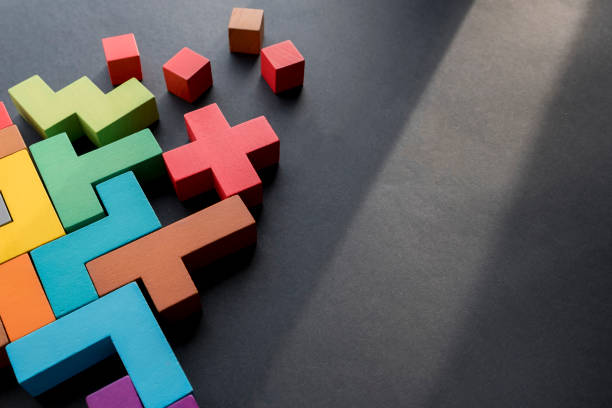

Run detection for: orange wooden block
[[0, 125, 27, 159], [0, 254, 55, 341], [228, 7, 264, 54], [87, 196, 256, 319]]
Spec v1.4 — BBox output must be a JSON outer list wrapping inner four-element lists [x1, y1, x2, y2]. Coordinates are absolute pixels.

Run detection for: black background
[[2, 0, 612, 407]]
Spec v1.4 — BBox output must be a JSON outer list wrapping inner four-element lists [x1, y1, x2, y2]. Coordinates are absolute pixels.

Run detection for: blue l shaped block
[[30, 171, 161, 317], [6, 283, 192, 408]]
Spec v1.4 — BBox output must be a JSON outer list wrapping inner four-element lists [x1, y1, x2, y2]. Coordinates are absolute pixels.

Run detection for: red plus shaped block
[[261, 40, 305, 94], [162, 103, 279, 206], [0, 102, 12, 130], [163, 47, 213, 103], [101, 33, 142, 85]]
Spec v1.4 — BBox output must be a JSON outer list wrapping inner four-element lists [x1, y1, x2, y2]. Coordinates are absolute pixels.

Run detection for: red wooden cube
[[163, 47, 213, 103], [101, 33, 142, 86], [261, 40, 305, 94]]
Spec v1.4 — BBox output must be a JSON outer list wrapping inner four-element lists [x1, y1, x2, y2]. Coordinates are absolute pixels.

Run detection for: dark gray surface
[[0, 192, 10, 227], [0, 0, 611, 407]]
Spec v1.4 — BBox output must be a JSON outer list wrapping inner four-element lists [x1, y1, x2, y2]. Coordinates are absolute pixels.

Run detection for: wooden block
[[228, 7, 264, 54], [168, 395, 199, 408], [0, 322, 8, 368], [162, 103, 279, 206], [30, 129, 163, 232], [0, 150, 65, 264], [6, 282, 192, 408], [0, 254, 55, 341], [87, 195, 256, 320], [0, 192, 10, 227], [86, 375, 143, 408], [0, 125, 27, 159], [163, 47, 212, 103], [31, 172, 161, 317], [102, 33, 142, 86], [261, 40, 305, 94], [0, 101, 12, 130], [8, 75, 158, 146]]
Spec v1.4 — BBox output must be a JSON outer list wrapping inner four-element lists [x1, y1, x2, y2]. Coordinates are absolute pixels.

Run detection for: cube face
[[102, 33, 142, 85], [228, 8, 264, 54], [261, 40, 305, 93], [163, 47, 212, 103], [108, 56, 142, 85]]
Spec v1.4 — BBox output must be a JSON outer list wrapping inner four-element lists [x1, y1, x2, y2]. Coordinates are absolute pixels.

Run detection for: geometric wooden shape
[[0, 149, 65, 264], [0, 323, 8, 368], [261, 40, 305, 94], [6, 283, 192, 408], [87, 195, 256, 320], [31, 171, 161, 317], [0, 254, 55, 341], [163, 47, 212, 103], [168, 395, 199, 408], [8, 75, 158, 146], [86, 375, 143, 408], [228, 7, 264, 54], [102, 33, 143, 86], [162, 103, 279, 206], [0, 101, 12, 130], [30, 129, 163, 232], [0, 125, 27, 159]]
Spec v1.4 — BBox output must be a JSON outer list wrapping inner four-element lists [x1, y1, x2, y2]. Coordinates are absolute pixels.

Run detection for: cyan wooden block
[[30, 171, 160, 317], [30, 129, 163, 232], [6, 282, 192, 408], [8, 75, 158, 146]]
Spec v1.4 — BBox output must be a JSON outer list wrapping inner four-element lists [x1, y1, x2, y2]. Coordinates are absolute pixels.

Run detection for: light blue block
[[6, 282, 192, 408], [30, 171, 161, 317]]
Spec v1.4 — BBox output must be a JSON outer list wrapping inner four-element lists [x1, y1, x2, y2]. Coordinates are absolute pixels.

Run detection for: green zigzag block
[[9, 75, 158, 147]]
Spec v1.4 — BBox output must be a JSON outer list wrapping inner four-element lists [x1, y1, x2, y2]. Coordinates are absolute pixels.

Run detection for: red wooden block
[[102, 33, 142, 86], [261, 40, 305, 94], [163, 47, 212, 103], [163, 103, 279, 206], [0, 101, 12, 130]]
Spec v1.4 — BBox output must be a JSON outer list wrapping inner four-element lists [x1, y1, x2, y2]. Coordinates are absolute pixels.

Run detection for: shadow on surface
[[426, 2, 612, 407], [35, 354, 125, 407], [187, 0, 476, 407], [0, 0, 474, 407]]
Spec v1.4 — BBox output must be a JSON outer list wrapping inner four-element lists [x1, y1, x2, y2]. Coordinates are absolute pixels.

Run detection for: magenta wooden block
[[168, 395, 199, 408], [86, 375, 143, 408]]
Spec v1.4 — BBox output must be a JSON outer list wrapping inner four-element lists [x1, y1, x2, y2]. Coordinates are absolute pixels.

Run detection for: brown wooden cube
[[228, 7, 264, 54]]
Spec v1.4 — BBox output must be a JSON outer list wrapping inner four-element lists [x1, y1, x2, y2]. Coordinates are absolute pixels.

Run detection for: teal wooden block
[[30, 171, 161, 317], [30, 129, 164, 232], [8, 75, 158, 147], [6, 282, 192, 408]]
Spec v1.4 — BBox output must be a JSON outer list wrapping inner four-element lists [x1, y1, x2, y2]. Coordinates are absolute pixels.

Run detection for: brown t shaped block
[[86, 195, 256, 319]]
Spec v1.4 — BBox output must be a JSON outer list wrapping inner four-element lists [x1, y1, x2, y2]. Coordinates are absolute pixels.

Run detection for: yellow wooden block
[[0, 150, 65, 263]]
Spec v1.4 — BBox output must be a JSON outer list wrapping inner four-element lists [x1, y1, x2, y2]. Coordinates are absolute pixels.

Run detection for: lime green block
[[9, 75, 158, 147], [30, 129, 164, 232]]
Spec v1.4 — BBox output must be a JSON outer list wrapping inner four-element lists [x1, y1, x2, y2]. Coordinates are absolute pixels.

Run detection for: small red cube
[[163, 47, 213, 103], [261, 40, 305, 94], [101, 33, 142, 86]]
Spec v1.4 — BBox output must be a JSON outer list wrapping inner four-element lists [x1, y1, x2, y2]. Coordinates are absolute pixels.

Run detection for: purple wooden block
[[86, 375, 143, 408], [168, 394, 199, 408]]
